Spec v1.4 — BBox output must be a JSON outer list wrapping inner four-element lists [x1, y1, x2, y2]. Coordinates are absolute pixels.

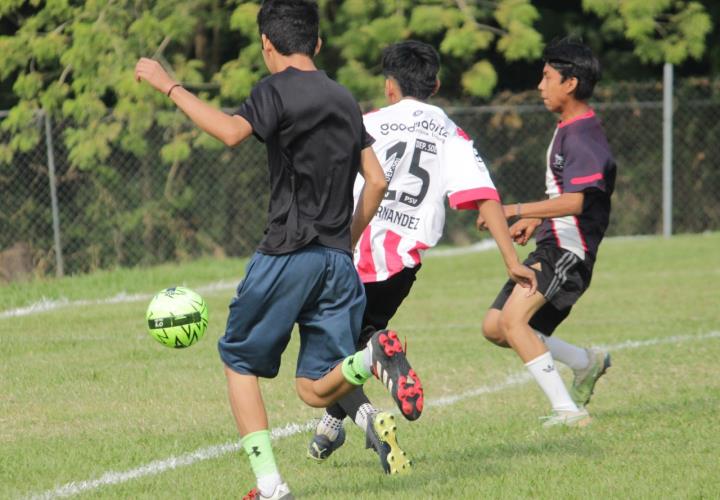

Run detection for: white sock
[[316, 412, 343, 441], [257, 472, 283, 497], [535, 330, 590, 371], [354, 403, 377, 432], [362, 344, 373, 374], [525, 351, 578, 412]]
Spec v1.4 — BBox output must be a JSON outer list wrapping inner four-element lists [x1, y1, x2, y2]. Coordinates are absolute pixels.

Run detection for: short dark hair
[[257, 0, 319, 57], [543, 37, 601, 100], [382, 41, 440, 100]]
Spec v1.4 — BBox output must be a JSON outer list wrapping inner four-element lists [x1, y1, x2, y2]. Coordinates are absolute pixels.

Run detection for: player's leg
[[529, 270, 611, 407], [218, 252, 303, 498], [483, 278, 514, 347], [498, 246, 593, 426], [224, 368, 288, 499], [339, 268, 420, 425], [294, 249, 424, 419], [499, 283, 588, 426]]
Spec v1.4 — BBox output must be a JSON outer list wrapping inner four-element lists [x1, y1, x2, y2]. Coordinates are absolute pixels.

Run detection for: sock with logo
[[525, 351, 578, 412], [535, 330, 590, 371], [242, 430, 282, 497], [341, 349, 372, 385]]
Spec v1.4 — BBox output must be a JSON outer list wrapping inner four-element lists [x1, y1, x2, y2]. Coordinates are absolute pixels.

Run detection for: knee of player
[[482, 310, 503, 342], [498, 311, 526, 337], [295, 379, 329, 408]]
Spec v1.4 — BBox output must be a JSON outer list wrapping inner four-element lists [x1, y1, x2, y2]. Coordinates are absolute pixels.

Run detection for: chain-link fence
[[2, 79, 719, 280]]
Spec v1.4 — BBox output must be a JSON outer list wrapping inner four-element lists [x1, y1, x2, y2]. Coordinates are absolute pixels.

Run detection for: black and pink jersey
[[534, 110, 616, 270]]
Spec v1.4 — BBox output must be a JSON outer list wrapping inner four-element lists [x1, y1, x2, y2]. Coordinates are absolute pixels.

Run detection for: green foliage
[[460, 60, 498, 97], [0, 0, 714, 276], [440, 24, 494, 59], [583, 0, 712, 64]]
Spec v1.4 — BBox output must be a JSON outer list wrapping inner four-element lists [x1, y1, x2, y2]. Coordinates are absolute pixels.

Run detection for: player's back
[[238, 68, 369, 255], [357, 99, 498, 282]]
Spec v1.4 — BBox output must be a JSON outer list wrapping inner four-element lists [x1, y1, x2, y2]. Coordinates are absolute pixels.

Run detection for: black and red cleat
[[369, 329, 424, 421]]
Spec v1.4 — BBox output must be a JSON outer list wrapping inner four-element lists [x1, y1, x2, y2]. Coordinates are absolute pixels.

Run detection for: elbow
[[221, 134, 242, 147], [379, 177, 389, 193], [368, 176, 388, 196]]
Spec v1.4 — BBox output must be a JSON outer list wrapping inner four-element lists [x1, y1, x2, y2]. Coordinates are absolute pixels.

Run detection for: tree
[[0, 0, 714, 168], [582, 0, 712, 65], [0, 0, 714, 273]]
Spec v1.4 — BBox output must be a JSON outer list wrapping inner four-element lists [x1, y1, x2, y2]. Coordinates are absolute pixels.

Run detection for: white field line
[[1, 242, 501, 320], [26, 330, 720, 500], [2, 234, 661, 320], [0, 281, 239, 320]]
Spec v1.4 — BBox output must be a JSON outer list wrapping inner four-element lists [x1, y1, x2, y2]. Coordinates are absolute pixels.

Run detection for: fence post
[[662, 63, 673, 238], [44, 111, 65, 277]]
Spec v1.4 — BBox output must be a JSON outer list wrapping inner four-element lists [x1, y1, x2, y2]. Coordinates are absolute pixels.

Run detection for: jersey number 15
[[384, 138, 436, 207]]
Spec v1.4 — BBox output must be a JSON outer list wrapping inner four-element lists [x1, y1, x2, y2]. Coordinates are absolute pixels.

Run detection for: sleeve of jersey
[[233, 80, 282, 143], [361, 121, 375, 149], [562, 133, 608, 193], [445, 135, 500, 210]]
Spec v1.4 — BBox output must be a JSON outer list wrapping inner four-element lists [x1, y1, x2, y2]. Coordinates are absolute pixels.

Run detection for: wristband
[[167, 83, 182, 97]]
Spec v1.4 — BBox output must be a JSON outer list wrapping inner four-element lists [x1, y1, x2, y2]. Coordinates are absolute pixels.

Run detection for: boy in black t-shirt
[[479, 37, 615, 428], [135, 1, 424, 498]]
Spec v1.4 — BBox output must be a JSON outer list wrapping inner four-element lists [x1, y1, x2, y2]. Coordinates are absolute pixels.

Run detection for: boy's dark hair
[[257, 0, 319, 57], [382, 41, 440, 100], [543, 37, 601, 101]]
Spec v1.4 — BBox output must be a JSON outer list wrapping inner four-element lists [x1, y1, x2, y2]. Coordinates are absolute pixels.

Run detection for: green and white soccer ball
[[146, 286, 208, 348]]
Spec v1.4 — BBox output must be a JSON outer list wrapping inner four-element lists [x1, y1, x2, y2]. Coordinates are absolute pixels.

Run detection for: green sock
[[342, 350, 371, 385], [241, 430, 278, 479]]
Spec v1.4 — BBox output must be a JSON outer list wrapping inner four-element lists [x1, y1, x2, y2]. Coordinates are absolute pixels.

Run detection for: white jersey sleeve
[[354, 100, 500, 283], [443, 132, 500, 209]]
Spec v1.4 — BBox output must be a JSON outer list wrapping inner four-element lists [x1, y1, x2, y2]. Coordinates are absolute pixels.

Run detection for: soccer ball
[[146, 286, 208, 348]]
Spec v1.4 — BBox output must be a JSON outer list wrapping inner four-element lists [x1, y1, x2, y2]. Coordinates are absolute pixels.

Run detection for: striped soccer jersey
[[534, 109, 616, 270], [354, 99, 499, 283]]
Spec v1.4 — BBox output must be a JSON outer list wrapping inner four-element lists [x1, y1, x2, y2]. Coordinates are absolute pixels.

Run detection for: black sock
[[326, 402, 347, 420], [337, 386, 372, 422]]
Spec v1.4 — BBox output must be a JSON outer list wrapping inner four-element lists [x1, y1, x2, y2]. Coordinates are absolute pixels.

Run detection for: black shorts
[[357, 265, 420, 348], [490, 245, 591, 335]]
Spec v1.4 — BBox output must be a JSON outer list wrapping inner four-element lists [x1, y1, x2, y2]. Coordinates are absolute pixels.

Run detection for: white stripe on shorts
[[544, 251, 579, 301]]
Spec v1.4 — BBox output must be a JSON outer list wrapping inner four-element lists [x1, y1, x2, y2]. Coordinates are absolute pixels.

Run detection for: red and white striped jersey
[[354, 99, 500, 283]]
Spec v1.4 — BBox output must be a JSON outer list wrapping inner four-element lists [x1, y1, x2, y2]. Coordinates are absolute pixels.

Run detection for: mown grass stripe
[[26, 330, 720, 500]]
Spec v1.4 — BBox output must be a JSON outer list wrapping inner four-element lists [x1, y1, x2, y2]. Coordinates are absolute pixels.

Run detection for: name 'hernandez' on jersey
[[354, 99, 500, 283]]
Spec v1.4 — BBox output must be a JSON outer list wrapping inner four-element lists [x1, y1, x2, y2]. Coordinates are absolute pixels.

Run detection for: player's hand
[[509, 218, 542, 246], [135, 58, 177, 95], [507, 262, 537, 296]]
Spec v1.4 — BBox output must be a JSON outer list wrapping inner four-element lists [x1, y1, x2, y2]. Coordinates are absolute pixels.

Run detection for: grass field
[[2, 233, 719, 499]]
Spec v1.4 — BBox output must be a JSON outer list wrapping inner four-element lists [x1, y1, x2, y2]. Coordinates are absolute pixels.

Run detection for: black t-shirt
[[235, 67, 374, 255]]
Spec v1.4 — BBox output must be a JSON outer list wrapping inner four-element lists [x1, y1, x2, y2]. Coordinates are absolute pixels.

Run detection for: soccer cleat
[[369, 330, 424, 421], [570, 348, 611, 406], [242, 482, 293, 500], [365, 411, 412, 475], [306, 425, 346, 461], [541, 407, 592, 428]]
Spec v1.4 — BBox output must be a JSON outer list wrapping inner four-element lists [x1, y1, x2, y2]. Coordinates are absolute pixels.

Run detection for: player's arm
[[503, 192, 584, 219], [351, 147, 388, 249], [477, 192, 583, 233], [477, 199, 537, 294], [134, 58, 252, 147]]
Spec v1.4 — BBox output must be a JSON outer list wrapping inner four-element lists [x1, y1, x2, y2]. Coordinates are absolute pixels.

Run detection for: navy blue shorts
[[218, 245, 366, 380]]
